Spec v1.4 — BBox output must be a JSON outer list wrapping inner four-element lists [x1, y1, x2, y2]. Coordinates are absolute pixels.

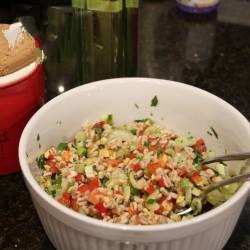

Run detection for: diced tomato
[[128, 152, 136, 159], [157, 177, 165, 187], [94, 201, 109, 216], [158, 196, 166, 204], [58, 192, 71, 207], [75, 173, 83, 183], [194, 138, 206, 153], [79, 184, 89, 194], [178, 167, 188, 177], [71, 198, 79, 211], [190, 172, 201, 184], [130, 163, 141, 172], [93, 121, 105, 129], [50, 165, 58, 174], [128, 207, 138, 216], [174, 145, 182, 153], [47, 154, 54, 161], [103, 158, 122, 167], [88, 189, 102, 205], [148, 162, 160, 175], [138, 125, 149, 136], [155, 205, 164, 215], [137, 144, 144, 153], [88, 176, 99, 191], [145, 181, 155, 194], [149, 144, 159, 152]]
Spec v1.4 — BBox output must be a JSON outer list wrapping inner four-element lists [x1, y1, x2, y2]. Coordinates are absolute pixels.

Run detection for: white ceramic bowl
[[19, 78, 250, 250]]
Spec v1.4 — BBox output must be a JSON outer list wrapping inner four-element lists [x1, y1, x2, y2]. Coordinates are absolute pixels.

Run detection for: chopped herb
[[136, 155, 143, 161], [95, 126, 104, 136], [210, 126, 218, 139], [52, 174, 62, 185], [38, 143, 41, 149], [98, 144, 105, 149], [36, 154, 46, 169], [134, 118, 154, 124], [130, 129, 137, 135], [101, 176, 109, 187], [207, 131, 213, 136], [45, 187, 56, 197], [134, 118, 149, 123], [157, 149, 163, 157], [134, 103, 139, 109], [106, 114, 113, 125], [144, 141, 150, 147], [193, 152, 202, 165], [57, 142, 69, 151], [93, 165, 97, 171], [147, 199, 155, 204], [130, 186, 139, 196], [151, 95, 158, 107], [36, 133, 40, 141]]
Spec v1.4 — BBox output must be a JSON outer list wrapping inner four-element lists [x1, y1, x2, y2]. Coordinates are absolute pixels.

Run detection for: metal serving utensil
[[177, 152, 250, 216]]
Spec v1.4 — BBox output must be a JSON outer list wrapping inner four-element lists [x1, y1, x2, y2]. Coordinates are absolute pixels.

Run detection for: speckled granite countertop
[[0, 0, 250, 249]]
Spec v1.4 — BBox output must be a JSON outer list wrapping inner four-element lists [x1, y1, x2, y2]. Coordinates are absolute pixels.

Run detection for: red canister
[[0, 62, 44, 175]]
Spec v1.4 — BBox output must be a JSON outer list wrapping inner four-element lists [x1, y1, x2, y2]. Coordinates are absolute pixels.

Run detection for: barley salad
[[36, 115, 239, 225]]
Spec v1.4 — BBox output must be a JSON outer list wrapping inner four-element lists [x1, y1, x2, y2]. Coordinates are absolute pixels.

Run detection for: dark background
[[0, 0, 250, 249]]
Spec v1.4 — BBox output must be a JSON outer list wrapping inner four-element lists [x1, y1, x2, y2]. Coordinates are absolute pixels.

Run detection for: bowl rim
[[0, 61, 38, 88], [19, 77, 250, 232]]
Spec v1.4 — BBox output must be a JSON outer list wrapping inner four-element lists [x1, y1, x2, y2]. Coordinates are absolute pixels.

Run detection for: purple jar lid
[[176, 1, 219, 14]]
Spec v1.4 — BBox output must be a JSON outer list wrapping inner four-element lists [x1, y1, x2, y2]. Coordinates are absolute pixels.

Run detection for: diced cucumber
[[191, 198, 202, 215], [212, 163, 226, 176], [74, 163, 85, 173], [192, 187, 202, 197], [75, 131, 87, 142], [85, 165, 96, 178], [122, 184, 131, 202], [185, 187, 192, 205], [146, 199, 160, 212], [77, 146, 87, 156], [109, 129, 134, 142], [129, 172, 146, 190]]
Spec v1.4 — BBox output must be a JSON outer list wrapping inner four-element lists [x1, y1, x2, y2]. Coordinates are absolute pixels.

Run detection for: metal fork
[[177, 152, 250, 216]]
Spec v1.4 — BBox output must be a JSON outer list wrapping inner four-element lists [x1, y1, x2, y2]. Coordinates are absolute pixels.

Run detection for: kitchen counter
[[1, 0, 250, 249]]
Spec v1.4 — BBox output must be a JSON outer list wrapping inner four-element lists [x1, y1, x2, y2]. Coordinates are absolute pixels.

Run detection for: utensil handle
[[203, 172, 250, 195], [202, 152, 250, 165]]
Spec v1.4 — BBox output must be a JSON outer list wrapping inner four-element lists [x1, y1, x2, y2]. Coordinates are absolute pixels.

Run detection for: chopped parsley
[[130, 129, 137, 135], [36, 154, 46, 169], [57, 142, 69, 151], [147, 199, 155, 204], [193, 152, 203, 165], [101, 176, 109, 187], [151, 95, 158, 107], [210, 126, 218, 139]]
